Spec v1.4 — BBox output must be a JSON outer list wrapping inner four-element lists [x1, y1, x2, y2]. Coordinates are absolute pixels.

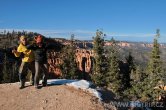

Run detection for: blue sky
[[0, 0, 166, 42]]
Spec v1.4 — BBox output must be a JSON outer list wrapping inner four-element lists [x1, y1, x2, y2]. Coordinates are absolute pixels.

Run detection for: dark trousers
[[18, 61, 35, 86], [34, 61, 48, 86]]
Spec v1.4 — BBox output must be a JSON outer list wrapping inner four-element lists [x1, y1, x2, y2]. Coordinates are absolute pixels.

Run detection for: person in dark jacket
[[27, 35, 54, 89]]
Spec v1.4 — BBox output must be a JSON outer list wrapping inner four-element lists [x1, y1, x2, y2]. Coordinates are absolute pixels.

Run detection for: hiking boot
[[19, 85, 25, 89], [34, 85, 39, 89], [42, 82, 47, 87], [42, 83, 47, 87], [19, 80, 25, 89], [30, 81, 34, 86]]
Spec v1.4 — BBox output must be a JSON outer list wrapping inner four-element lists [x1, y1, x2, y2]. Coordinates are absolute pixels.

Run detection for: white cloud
[[0, 28, 165, 41], [105, 32, 157, 38]]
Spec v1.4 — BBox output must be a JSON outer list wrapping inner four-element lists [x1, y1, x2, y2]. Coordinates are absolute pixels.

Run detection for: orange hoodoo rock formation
[[75, 48, 93, 73], [47, 41, 94, 77]]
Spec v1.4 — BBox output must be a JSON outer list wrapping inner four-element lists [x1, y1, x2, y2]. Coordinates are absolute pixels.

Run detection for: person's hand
[[12, 49, 17, 53]]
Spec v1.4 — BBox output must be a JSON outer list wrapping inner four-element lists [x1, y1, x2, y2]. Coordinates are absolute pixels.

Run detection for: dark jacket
[[27, 43, 54, 63]]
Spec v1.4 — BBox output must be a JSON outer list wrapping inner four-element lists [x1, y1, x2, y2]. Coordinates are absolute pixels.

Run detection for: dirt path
[[0, 83, 104, 110]]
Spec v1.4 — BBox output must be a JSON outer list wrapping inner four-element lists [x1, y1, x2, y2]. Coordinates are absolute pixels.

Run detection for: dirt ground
[[0, 83, 104, 110]]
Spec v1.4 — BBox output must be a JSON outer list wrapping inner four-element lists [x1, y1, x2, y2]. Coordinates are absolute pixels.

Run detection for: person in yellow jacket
[[12, 35, 35, 89]]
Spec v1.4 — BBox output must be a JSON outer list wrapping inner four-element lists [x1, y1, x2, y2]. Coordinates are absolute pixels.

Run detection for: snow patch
[[47, 79, 102, 101], [66, 80, 93, 89], [16, 79, 102, 101]]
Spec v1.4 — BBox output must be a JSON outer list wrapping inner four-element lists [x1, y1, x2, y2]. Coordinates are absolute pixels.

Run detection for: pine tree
[[107, 38, 122, 97], [142, 29, 165, 101], [126, 52, 135, 73], [124, 66, 146, 100], [147, 41, 162, 75], [131, 66, 145, 84], [124, 52, 135, 88], [91, 30, 107, 86], [2, 47, 10, 83], [60, 34, 79, 79], [123, 29, 165, 101]]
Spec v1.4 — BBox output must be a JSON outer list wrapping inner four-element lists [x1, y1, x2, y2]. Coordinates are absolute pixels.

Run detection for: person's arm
[[46, 43, 64, 50], [26, 44, 35, 50], [24, 49, 32, 55], [46, 44, 56, 49], [12, 49, 21, 57], [13, 44, 30, 57]]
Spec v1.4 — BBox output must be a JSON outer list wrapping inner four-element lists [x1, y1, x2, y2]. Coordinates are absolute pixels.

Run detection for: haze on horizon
[[0, 0, 166, 42]]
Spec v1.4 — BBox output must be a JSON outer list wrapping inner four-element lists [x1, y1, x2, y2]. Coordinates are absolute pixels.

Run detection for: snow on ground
[[47, 79, 102, 101], [16, 79, 102, 101]]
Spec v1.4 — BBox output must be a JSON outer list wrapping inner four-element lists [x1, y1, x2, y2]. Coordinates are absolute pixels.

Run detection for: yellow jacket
[[14, 43, 34, 62]]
